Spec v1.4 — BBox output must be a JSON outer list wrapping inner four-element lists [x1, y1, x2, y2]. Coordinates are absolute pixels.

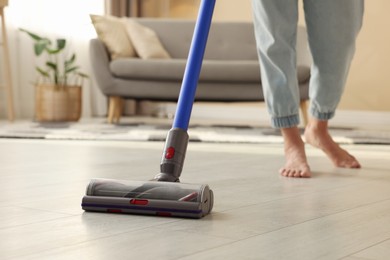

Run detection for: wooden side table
[[0, 1, 15, 121]]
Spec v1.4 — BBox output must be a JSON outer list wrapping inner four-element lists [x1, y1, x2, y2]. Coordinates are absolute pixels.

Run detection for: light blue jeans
[[252, 0, 364, 128]]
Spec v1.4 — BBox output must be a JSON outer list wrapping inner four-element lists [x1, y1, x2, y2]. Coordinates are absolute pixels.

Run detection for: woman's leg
[[252, 0, 311, 177], [303, 0, 364, 168], [251, 0, 300, 128]]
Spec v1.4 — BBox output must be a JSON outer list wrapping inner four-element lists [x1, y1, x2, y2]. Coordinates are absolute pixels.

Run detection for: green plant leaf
[[19, 28, 44, 41], [46, 48, 62, 55], [20, 29, 52, 55], [77, 72, 89, 78], [46, 62, 58, 71], [65, 66, 79, 74], [57, 39, 66, 50], [20, 28, 87, 85], [65, 54, 76, 68], [36, 67, 50, 78], [34, 42, 47, 56]]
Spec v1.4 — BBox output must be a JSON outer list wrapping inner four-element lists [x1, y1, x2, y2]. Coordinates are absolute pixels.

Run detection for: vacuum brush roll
[[81, 179, 213, 218]]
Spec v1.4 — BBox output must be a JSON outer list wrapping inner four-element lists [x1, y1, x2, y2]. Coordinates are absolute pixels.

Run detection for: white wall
[[341, 1, 390, 111], [2, 0, 105, 119]]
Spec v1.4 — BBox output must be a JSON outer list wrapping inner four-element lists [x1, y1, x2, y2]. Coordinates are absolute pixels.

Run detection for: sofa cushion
[[136, 19, 260, 61], [125, 20, 171, 59], [110, 59, 310, 83], [90, 14, 136, 60], [110, 59, 259, 82]]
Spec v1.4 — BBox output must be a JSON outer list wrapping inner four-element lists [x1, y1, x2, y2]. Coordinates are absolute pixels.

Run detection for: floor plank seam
[[10, 219, 183, 259], [0, 215, 76, 231], [174, 238, 254, 260], [340, 237, 390, 260], [16, 205, 78, 217], [207, 198, 390, 250]]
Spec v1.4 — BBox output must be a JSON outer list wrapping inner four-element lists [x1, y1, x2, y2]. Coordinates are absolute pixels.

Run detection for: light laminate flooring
[[0, 138, 389, 260]]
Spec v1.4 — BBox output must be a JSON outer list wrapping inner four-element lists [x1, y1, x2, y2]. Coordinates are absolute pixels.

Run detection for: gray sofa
[[90, 19, 311, 123]]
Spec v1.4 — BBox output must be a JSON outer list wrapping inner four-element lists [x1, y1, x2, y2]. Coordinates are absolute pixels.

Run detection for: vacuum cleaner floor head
[[82, 179, 214, 218]]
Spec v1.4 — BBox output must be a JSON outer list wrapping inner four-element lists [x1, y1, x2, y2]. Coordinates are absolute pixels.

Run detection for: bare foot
[[280, 127, 311, 178], [304, 119, 361, 168]]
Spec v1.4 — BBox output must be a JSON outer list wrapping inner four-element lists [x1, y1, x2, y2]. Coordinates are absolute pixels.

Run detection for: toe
[[293, 170, 301, 178], [287, 170, 295, 177], [351, 161, 361, 168], [351, 157, 361, 168], [300, 171, 311, 178]]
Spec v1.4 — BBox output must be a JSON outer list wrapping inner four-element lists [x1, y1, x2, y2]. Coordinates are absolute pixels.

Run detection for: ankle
[[306, 118, 329, 135], [281, 126, 304, 147]]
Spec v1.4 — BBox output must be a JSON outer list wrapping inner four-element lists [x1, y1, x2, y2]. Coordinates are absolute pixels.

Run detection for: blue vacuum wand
[[82, 0, 216, 218], [154, 0, 216, 183]]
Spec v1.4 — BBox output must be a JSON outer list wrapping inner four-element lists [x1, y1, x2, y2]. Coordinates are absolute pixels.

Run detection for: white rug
[[0, 120, 389, 145]]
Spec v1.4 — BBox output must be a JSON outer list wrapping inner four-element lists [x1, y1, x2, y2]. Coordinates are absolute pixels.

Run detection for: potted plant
[[20, 28, 88, 122]]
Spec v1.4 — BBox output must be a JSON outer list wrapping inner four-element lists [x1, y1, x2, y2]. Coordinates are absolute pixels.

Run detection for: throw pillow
[[125, 20, 171, 59], [90, 14, 136, 60]]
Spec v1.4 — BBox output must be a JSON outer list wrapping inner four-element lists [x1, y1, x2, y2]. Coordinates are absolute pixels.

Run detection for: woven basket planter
[[35, 84, 82, 122]]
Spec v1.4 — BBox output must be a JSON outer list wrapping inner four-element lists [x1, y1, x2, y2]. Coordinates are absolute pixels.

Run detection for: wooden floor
[[0, 137, 389, 259]]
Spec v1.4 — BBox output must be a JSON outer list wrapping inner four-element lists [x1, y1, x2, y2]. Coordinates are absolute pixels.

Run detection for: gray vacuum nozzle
[[157, 128, 189, 182], [82, 179, 213, 218], [153, 172, 180, 182]]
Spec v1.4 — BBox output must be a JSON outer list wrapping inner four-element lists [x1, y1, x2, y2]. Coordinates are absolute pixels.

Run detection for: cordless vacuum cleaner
[[81, 0, 216, 218]]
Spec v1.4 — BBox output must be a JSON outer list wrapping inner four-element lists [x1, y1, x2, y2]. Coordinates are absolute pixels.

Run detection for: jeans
[[252, 0, 364, 128]]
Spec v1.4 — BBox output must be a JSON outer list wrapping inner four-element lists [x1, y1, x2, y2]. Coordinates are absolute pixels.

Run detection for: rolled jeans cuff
[[310, 107, 335, 121], [271, 114, 300, 128]]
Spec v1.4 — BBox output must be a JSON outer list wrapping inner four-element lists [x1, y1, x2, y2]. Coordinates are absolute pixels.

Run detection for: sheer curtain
[[105, 0, 171, 18], [5, 0, 105, 118], [105, 0, 141, 17]]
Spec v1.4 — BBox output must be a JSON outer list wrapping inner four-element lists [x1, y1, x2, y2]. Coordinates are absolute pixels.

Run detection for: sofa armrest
[[89, 38, 114, 95]]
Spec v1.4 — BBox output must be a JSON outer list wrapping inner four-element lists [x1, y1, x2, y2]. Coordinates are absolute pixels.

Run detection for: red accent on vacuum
[[130, 199, 149, 206], [165, 147, 175, 159], [156, 212, 172, 217]]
